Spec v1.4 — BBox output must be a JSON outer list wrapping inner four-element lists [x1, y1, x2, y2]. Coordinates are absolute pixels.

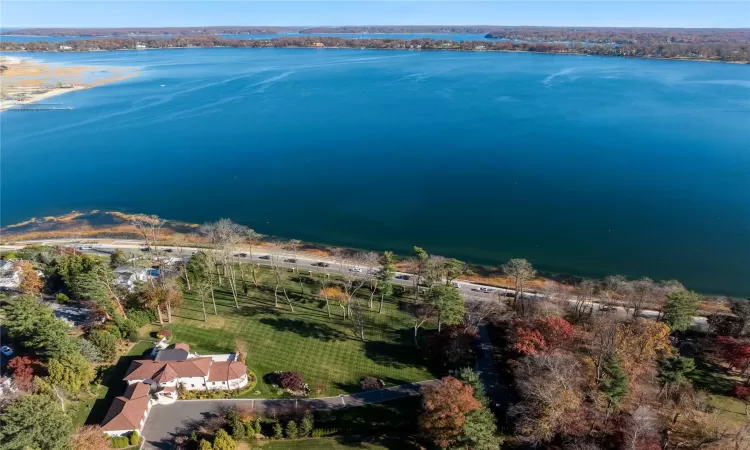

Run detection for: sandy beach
[[0, 55, 139, 111]]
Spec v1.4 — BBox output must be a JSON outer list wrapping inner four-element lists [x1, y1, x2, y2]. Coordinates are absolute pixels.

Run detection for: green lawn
[[687, 357, 749, 425], [253, 439, 389, 450], [73, 340, 155, 427], [167, 267, 435, 397]]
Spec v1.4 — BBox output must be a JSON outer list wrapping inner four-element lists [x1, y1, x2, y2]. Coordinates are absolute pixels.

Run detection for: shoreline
[[3, 44, 747, 65], [0, 56, 140, 111]]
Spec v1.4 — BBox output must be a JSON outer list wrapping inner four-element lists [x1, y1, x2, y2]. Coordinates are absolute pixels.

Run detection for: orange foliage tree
[[71, 425, 111, 450], [616, 319, 672, 379], [7, 356, 35, 391], [320, 286, 347, 319], [419, 376, 481, 448], [15, 260, 42, 295]]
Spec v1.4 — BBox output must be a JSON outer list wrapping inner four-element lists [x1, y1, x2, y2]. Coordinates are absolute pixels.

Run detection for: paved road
[[0, 238, 710, 330], [141, 381, 436, 449]]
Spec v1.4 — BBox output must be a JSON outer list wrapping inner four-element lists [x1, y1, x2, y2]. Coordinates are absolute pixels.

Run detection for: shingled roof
[[207, 361, 248, 382], [124, 357, 212, 383], [101, 382, 151, 432]]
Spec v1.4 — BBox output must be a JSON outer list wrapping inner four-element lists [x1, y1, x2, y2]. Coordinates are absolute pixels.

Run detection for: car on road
[[284, 258, 297, 263], [78, 245, 94, 251], [259, 255, 271, 260], [474, 287, 494, 293], [0, 346, 13, 357], [451, 282, 462, 288], [350, 266, 363, 273], [140, 247, 150, 252], [163, 248, 173, 253], [395, 274, 410, 280], [235, 253, 248, 257], [313, 262, 330, 267]]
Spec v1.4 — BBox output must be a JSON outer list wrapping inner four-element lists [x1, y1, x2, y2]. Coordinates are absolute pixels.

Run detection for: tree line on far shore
[[3, 35, 749, 63]]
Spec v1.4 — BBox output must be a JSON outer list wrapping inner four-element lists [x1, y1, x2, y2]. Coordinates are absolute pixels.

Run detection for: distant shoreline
[[5, 44, 745, 65]]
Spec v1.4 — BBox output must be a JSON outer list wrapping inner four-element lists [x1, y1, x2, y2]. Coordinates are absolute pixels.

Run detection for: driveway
[[141, 381, 436, 449]]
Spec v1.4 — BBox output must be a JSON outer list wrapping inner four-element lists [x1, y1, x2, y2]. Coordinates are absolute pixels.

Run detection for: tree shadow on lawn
[[688, 358, 735, 395], [364, 330, 428, 370], [259, 318, 352, 342], [334, 376, 413, 394]]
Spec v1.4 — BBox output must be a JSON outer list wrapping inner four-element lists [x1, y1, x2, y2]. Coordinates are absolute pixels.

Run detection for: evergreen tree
[[599, 354, 629, 412], [299, 411, 314, 437], [662, 290, 700, 332], [657, 355, 696, 395], [0, 394, 73, 450], [212, 429, 236, 450], [199, 439, 213, 450], [460, 407, 504, 450], [226, 407, 244, 440], [273, 422, 283, 439], [285, 420, 299, 439], [254, 419, 263, 436]]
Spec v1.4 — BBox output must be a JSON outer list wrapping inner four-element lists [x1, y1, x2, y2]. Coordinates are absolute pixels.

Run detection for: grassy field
[[687, 356, 749, 425], [252, 439, 389, 449], [165, 267, 435, 397]]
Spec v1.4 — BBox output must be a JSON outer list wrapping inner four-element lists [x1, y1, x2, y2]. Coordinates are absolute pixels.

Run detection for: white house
[[123, 343, 248, 392], [101, 382, 153, 437], [0, 261, 20, 290], [114, 266, 150, 291]]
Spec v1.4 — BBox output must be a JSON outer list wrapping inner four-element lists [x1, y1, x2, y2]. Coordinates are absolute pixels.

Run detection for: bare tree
[[410, 300, 435, 347], [200, 218, 251, 309], [572, 279, 597, 322], [462, 298, 506, 333], [628, 277, 657, 318], [422, 255, 446, 297], [501, 258, 536, 307], [131, 214, 165, 253], [351, 300, 367, 341], [600, 275, 630, 310], [270, 252, 294, 312], [194, 279, 211, 321], [622, 405, 659, 450], [586, 316, 619, 383], [334, 250, 375, 319], [511, 353, 584, 445]]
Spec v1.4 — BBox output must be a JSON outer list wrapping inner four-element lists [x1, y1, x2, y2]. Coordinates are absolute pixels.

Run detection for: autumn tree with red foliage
[[420, 376, 481, 448], [7, 356, 34, 390], [732, 384, 750, 415], [714, 336, 750, 376], [512, 316, 575, 355], [535, 316, 575, 349]]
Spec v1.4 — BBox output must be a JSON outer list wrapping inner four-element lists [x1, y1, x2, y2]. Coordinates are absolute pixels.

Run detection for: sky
[[2, 1, 749, 29]]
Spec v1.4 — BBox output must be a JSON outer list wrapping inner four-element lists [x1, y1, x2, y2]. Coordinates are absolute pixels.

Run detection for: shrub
[[285, 420, 298, 439], [360, 376, 384, 390], [312, 428, 339, 438], [268, 371, 304, 391], [199, 439, 213, 450], [213, 429, 235, 450], [112, 317, 139, 339], [272, 422, 283, 439], [2, 252, 16, 260], [299, 411, 313, 437], [89, 329, 118, 362], [156, 329, 173, 339], [130, 430, 141, 445], [127, 330, 139, 342], [127, 309, 156, 328], [55, 293, 70, 304], [78, 338, 102, 363], [110, 436, 129, 448]]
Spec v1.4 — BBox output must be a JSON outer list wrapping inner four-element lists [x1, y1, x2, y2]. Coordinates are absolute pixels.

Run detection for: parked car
[[451, 282, 462, 288], [235, 253, 248, 257], [313, 262, 330, 267], [163, 248, 173, 253], [350, 266, 363, 273], [478, 287, 494, 293], [0, 345, 13, 357], [284, 258, 297, 263], [259, 255, 271, 260], [395, 274, 410, 280], [140, 247, 150, 252], [78, 245, 93, 251]]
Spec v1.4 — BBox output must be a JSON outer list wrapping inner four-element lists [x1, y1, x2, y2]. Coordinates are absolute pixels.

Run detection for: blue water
[[1, 49, 749, 295], [1, 33, 492, 43]]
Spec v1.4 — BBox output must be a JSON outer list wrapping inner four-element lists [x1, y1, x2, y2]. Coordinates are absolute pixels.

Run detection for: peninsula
[[0, 56, 139, 111]]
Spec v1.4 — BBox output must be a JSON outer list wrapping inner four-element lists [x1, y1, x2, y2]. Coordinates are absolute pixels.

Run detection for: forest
[[2, 35, 749, 62]]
